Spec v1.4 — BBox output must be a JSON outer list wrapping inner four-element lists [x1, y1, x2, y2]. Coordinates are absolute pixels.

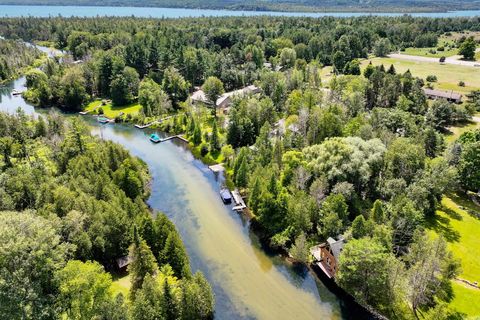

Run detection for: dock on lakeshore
[[79, 110, 90, 115], [135, 121, 158, 129], [208, 164, 225, 173], [148, 134, 188, 144], [135, 115, 178, 129], [231, 188, 247, 211], [160, 134, 188, 143]]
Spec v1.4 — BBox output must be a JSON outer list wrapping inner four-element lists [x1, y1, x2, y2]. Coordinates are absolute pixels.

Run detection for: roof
[[116, 256, 132, 269], [190, 85, 261, 107], [326, 237, 345, 260], [220, 189, 232, 201], [423, 88, 462, 100]]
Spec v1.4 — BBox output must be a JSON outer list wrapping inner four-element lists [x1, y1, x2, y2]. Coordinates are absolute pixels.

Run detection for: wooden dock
[[135, 115, 177, 129], [79, 110, 90, 115], [208, 164, 225, 173], [135, 121, 157, 129], [231, 188, 247, 211]]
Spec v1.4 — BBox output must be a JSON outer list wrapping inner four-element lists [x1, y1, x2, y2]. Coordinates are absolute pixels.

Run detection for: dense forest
[[0, 38, 42, 82], [0, 111, 214, 319], [0, 14, 480, 319], [0, 0, 480, 12]]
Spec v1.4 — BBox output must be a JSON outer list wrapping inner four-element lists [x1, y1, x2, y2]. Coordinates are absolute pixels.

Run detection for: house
[[116, 256, 132, 272], [190, 85, 261, 114], [310, 237, 345, 279], [423, 88, 462, 104]]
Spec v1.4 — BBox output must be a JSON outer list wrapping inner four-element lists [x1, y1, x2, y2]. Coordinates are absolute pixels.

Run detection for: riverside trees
[[0, 111, 214, 319]]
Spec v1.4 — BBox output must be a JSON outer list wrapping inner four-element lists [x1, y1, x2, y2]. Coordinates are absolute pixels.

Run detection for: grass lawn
[[84, 99, 142, 119], [449, 282, 480, 318], [402, 47, 458, 58], [361, 57, 480, 94], [445, 114, 480, 143], [111, 273, 131, 298], [425, 194, 480, 317]]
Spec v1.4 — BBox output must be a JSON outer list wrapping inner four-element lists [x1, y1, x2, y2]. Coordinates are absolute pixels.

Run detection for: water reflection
[[1, 71, 346, 320]]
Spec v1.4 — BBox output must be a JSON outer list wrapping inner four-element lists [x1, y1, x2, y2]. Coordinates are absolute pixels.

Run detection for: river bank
[[0, 48, 352, 319]]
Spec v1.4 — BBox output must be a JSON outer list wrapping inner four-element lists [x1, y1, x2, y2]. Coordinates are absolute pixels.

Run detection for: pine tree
[[193, 124, 202, 146], [210, 120, 220, 152], [128, 226, 159, 296], [235, 157, 248, 188], [351, 215, 368, 239], [248, 177, 261, 214], [160, 231, 191, 279], [371, 200, 385, 224], [162, 279, 180, 320]]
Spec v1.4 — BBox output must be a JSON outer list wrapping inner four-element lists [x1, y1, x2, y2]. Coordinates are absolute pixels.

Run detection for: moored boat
[[150, 133, 161, 143]]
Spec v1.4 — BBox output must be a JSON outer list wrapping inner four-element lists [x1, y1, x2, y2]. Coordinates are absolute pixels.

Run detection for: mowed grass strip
[[426, 195, 480, 317], [402, 47, 458, 58], [361, 57, 480, 94]]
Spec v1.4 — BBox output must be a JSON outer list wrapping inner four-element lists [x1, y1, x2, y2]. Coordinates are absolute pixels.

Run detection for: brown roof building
[[423, 88, 462, 103]]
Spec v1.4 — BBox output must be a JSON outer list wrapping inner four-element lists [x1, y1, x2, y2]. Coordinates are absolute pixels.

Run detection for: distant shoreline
[[0, 2, 480, 14], [1, 4, 480, 19]]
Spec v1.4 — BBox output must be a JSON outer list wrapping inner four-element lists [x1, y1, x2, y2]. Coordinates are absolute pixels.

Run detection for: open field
[[111, 273, 130, 298], [449, 281, 480, 318], [361, 57, 480, 94], [402, 47, 458, 58], [445, 115, 480, 143], [426, 194, 480, 317], [84, 99, 142, 118]]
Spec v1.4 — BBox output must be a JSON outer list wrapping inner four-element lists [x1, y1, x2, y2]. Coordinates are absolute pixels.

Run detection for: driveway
[[389, 49, 480, 67]]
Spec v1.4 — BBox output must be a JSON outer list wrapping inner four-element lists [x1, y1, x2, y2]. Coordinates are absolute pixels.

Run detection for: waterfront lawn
[[361, 57, 480, 94], [425, 194, 480, 317], [84, 99, 142, 118]]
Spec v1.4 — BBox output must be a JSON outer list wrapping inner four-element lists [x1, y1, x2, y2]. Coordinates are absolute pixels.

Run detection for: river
[[0, 4, 480, 18], [0, 45, 358, 319]]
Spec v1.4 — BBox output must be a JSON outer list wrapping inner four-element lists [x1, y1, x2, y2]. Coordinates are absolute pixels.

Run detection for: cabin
[[190, 85, 261, 114], [116, 256, 132, 272], [423, 88, 462, 104], [310, 237, 345, 279]]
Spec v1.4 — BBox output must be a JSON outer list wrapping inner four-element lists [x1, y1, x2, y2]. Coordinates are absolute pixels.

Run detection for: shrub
[[200, 143, 209, 157], [426, 75, 438, 82], [437, 46, 445, 51], [458, 81, 466, 87], [98, 107, 104, 114]]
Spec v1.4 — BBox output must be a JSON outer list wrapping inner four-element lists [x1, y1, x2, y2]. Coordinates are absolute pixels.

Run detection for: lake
[[0, 4, 480, 18]]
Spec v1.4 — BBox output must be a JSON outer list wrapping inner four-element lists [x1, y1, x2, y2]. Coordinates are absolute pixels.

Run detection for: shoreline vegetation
[[1, 14, 480, 319], [0, 1, 480, 13]]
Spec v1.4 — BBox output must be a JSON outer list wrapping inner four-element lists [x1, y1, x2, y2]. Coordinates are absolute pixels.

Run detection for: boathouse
[[423, 88, 462, 103], [311, 237, 345, 279]]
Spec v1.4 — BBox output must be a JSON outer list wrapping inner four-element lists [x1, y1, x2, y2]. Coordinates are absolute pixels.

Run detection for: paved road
[[389, 49, 480, 67]]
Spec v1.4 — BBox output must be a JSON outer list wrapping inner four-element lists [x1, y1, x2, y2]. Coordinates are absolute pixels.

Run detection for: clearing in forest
[[426, 195, 480, 317]]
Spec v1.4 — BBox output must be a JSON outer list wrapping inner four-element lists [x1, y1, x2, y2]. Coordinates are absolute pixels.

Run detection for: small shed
[[116, 256, 132, 272]]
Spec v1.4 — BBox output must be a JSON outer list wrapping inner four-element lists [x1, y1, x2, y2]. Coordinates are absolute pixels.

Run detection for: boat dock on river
[[231, 189, 247, 211], [149, 134, 188, 144], [135, 115, 178, 129]]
